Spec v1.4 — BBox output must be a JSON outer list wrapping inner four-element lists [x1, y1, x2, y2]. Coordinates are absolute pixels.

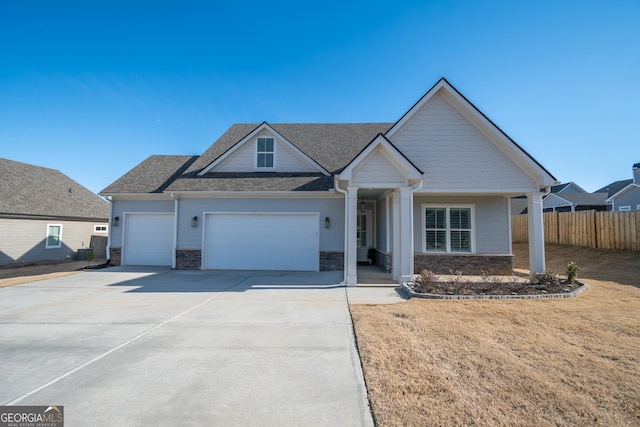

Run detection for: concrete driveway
[[0, 267, 374, 426]]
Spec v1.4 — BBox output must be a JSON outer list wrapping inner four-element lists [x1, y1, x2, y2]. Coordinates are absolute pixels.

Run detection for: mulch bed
[[410, 280, 583, 296]]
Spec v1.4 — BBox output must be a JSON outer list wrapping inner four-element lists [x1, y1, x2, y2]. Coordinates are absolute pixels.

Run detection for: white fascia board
[[414, 187, 546, 195], [386, 79, 557, 188], [385, 79, 447, 139], [198, 122, 329, 176], [339, 134, 422, 181], [606, 183, 640, 202], [104, 193, 174, 200], [438, 89, 557, 187], [165, 190, 341, 199]]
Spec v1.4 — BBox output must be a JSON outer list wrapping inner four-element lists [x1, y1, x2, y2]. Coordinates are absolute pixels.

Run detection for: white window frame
[[637, 205, 640, 210], [255, 136, 275, 170], [45, 224, 63, 249], [94, 225, 108, 233], [422, 204, 475, 253], [619, 205, 631, 211]]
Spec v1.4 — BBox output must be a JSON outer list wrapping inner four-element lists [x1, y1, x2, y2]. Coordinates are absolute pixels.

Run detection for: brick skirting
[[109, 247, 121, 266], [176, 250, 202, 270], [414, 254, 513, 275], [320, 251, 344, 271]]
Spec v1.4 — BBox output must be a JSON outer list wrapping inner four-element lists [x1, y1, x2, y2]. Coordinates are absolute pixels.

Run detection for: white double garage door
[[123, 212, 319, 271]]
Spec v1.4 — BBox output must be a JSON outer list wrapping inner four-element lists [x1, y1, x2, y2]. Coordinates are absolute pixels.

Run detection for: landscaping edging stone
[[401, 281, 589, 300]]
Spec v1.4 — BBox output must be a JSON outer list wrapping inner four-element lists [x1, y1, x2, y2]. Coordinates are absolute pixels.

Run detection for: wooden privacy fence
[[512, 210, 640, 251]]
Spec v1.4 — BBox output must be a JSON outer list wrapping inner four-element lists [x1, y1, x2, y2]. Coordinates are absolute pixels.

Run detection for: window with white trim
[[256, 137, 274, 169], [423, 205, 474, 253], [94, 225, 108, 233], [619, 205, 631, 211], [46, 224, 62, 249]]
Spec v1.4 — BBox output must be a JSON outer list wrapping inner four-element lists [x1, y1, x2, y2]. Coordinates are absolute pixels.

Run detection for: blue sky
[[1, 0, 638, 194]]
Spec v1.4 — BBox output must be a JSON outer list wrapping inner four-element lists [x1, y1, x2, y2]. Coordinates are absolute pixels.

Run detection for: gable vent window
[[256, 137, 274, 169]]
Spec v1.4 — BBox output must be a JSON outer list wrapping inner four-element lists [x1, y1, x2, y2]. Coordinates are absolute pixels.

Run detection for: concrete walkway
[[0, 267, 379, 426]]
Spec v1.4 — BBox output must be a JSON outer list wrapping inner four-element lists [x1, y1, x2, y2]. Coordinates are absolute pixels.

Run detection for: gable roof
[[546, 192, 609, 207], [605, 183, 640, 202], [386, 78, 557, 186], [338, 133, 423, 182], [594, 179, 633, 198], [550, 182, 587, 194], [187, 123, 393, 176], [0, 158, 109, 220], [198, 122, 330, 176], [100, 155, 198, 194]]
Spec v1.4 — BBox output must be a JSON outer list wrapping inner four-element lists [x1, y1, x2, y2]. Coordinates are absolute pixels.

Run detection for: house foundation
[[414, 254, 513, 276]]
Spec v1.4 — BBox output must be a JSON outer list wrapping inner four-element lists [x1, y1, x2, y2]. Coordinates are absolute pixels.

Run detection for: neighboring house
[[512, 181, 608, 213], [100, 78, 557, 285], [0, 158, 109, 265], [596, 163, 640, 211]]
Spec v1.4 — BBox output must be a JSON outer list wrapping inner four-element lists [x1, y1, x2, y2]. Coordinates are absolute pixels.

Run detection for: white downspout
[[171, 193, 178, 269], [334, 177, 348, 285], [407, 179, 423, 280], [105, 195, 112, 261]]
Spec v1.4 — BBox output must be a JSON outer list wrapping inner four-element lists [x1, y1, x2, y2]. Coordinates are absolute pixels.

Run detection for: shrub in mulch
[[411, 267, 584, 296]]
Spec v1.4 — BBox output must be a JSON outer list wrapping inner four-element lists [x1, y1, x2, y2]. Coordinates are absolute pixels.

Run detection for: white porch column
[[345, 186, 358, 286], [391, 190, 400, 281], [527, 192, 546, 275], [399, 186, 413, 284]]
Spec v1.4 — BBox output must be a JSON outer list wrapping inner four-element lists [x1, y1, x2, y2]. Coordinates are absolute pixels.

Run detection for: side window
[[46, 224, 62, 249], [256, 137, 274, 169], [619, 206, 631, 211]]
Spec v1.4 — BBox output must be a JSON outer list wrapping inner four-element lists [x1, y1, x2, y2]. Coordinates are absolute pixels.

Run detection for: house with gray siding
[[0, 158, 109, 265], [100, 78, 557, 285], [596, 163, 640, 211]]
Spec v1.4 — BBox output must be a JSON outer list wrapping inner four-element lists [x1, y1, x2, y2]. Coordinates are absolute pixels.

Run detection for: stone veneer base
[[176, 250, 202, 270], [109, 247, 121, 266], [414, 254, 513, 276], [320, 251, 344, 271]]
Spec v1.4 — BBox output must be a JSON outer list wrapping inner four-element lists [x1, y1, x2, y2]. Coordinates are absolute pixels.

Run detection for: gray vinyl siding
[[613, 186, 640, 210], [412, 195, 510, 254], [543, 194, 571, 209], [110, 199, 175, 247], [0, 218, 106, 265], [177, 197, 345, 251], [391, 94, 538, 192]]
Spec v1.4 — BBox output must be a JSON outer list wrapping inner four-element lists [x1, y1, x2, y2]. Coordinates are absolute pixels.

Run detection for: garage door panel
[[124, 214, 174, 266], [205, 213, 318, 271]]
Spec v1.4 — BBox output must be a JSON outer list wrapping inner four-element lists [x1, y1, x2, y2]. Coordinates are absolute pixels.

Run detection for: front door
[[357, 211, 372, 262]]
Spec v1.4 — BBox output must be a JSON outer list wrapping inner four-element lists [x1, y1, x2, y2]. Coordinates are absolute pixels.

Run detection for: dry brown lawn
[[351, 243, 640, 426]]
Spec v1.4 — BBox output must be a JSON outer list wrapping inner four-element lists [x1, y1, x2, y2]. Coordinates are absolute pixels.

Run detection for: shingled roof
[[102, 123, 393, 194], [594, 179, 633, 198], [100, 155, 198, 194], [0, 158, 109, 220]]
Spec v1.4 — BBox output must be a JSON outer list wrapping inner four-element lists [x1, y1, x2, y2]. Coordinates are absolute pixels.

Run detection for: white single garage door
[[123, 213, 174, 266], [204, 213, 318, 271]]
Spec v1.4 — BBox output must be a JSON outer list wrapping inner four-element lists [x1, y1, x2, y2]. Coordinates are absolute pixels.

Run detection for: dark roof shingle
[[0, 158, 109, 220], [100, 155, 198, 194]]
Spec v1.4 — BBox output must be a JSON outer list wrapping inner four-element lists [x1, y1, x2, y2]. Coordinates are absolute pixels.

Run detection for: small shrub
[[413, 270, 440, 293], [534, 269, 559, 287], [566, 261, 580, 284], [480, 271, 504, 290]]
